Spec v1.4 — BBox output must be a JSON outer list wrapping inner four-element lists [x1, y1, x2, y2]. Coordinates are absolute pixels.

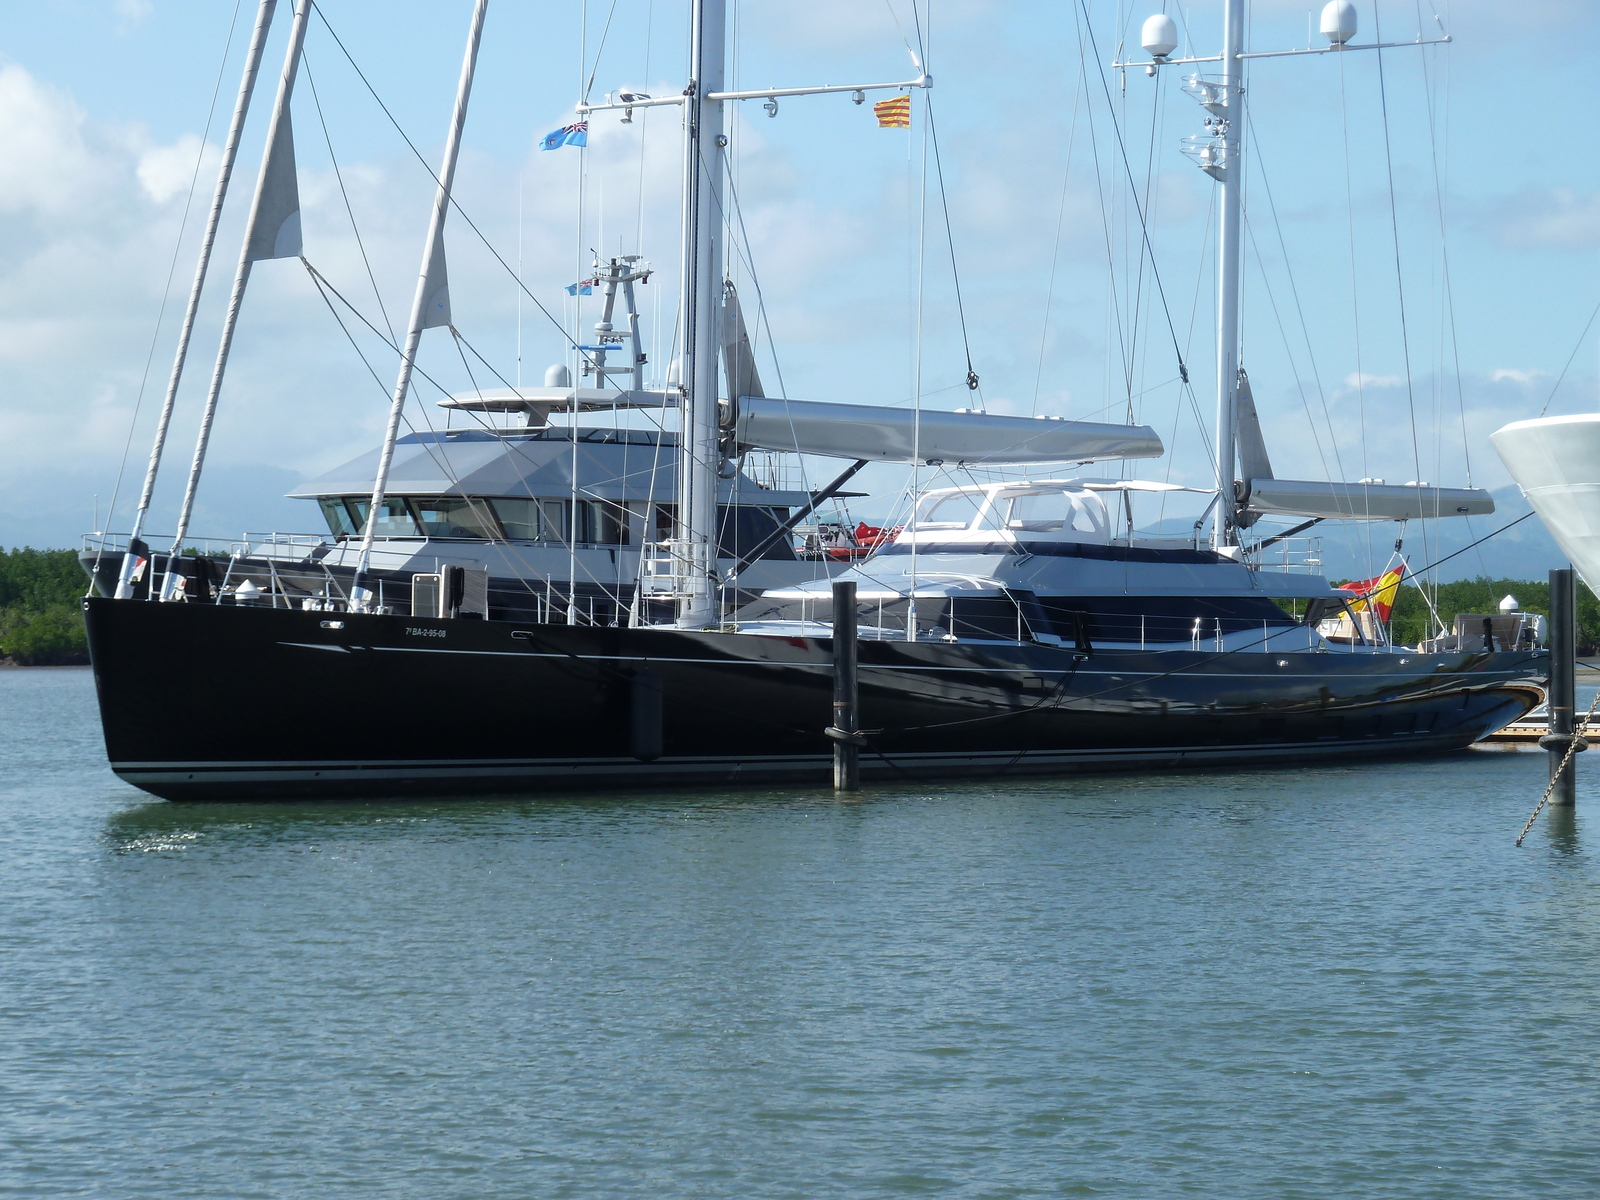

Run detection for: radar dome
[[1141, 13, 1179, 59], [1320, 0, 1357, 45]]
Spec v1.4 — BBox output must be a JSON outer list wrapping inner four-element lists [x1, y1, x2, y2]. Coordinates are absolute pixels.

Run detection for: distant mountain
[[1147, 485, 1566, 583], [1304, 485, 1564, 583]]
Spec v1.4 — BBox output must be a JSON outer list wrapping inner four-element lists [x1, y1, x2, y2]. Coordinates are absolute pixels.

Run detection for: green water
[[3, 667, 1597, 1197]]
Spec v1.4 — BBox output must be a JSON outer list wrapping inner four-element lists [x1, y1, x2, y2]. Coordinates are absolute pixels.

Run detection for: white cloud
[[1342, 372, 1404, 390], [114, 0, 153, 22], [1492, 187, 1600, 250], [136, 134, 219, 205], [1490, 368, 1544, 384], [0, 65, 108, 217]]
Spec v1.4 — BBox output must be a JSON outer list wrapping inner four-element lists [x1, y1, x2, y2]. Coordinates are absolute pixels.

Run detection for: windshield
[[915, 491, 985, 530]]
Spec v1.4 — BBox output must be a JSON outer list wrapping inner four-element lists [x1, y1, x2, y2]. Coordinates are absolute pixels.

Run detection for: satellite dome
[[1320, 0, 1357, 45], [1142, 13, 1179, 59]]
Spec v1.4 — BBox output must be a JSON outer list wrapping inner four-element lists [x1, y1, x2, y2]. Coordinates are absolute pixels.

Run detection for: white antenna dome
[[1141, 13, 1179, 59], [1499, 594, 1520, 614], [544, 363, 571, 388], [1320, 0, 1357, 46]]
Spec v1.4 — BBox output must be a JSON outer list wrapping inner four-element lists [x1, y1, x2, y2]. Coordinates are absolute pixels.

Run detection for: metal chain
[[1516, 687, 1600, 846]]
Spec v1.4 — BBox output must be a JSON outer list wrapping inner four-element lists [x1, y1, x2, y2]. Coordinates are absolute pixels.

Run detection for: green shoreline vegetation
[[2, 545, 1594, 664], [1, 548, 90, 665]]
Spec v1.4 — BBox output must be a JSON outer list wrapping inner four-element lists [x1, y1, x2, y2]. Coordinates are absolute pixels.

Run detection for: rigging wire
[[1243, 220, 1334, 484], [1074, 4, 1132, 422], [313, 7, 602, 372], [1122, 36, 1168, 428], [1032, 64, 1086, 415], [920, 94, 982, 402], [1416, 19, 1471, 486], [1245, 124, 1344, 482], [1371, 7, 1439, 593], [1537, 295, 1600, 418], [1074, 0, 1193, 393], [899, 0, 978, 401], [302, 260, 635, 612], [580, 0, 621, 105], [1372, 7, 1427, 511], [1335, 48, 1375, 579], [95, 0, 246, 559], [303, 52, 396, 342]]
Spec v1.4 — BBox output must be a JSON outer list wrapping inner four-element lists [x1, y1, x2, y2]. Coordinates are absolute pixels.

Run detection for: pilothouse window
[[490, 498, 630, 545], [413, 497, 501, 540], [493, 498, 567, 542], [344, 496, 419, 538], [319, 498, 360, 538]]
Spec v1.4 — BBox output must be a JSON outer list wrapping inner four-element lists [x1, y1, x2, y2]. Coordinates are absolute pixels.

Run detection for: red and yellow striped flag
[[873, 94, 912, 128], [1338, 563, 1406, 622]]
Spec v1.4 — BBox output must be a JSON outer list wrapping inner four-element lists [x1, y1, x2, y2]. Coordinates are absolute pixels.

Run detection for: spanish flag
[[874, 94, 912, 128], [1338, 563, 1406, 623]]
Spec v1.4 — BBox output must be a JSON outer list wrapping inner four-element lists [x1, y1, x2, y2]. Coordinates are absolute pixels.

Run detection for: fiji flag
[[541, 121, 589, 151]]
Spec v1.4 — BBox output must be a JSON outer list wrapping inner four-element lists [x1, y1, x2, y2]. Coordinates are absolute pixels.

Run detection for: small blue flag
[[565, 279, 595, 296], [541, 121, 589, 151]]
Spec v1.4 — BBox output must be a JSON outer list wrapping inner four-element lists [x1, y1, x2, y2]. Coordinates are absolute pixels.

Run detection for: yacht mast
[[117, 0, 278, 599], [161, 0, 311, 600], [1127, 1, 1458, 543], [676, 0, 727, 628], [1212, 0, 1245, 551], [350, 0, 489, 611], [576, 3, 928, 626]]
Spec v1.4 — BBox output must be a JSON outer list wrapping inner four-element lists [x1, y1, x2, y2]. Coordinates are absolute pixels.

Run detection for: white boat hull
[[1491, 414, 1600, 589]]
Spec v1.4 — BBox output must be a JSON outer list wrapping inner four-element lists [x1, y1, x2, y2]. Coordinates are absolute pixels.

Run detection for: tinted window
[[345, 496, 419, 538], [717, 505, 796, 560], [1038, 595, 1296, 643], [319, 498, 359, 538], [413, 497, 500, 539]]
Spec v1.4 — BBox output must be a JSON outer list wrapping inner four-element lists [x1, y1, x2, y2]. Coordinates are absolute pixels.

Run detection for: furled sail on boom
[[733, 397, 1164, 466]]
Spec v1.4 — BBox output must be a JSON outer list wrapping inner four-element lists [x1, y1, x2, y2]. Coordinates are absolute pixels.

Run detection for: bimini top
[[287, 426, 810, 507]]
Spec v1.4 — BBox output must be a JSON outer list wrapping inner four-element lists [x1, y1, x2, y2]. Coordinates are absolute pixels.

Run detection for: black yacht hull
[[84, 597, 1545, 801]]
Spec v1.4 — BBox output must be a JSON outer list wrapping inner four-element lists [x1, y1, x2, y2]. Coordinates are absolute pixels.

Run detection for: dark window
[[344, 496, 419, 538], [1036, 595, 1297, 643], [717, 505, 796, 561], [319, 498, 360, 538], [491, 498, 627, 544], [413, 497, 501, 540], [944, 597, 1026, 640]]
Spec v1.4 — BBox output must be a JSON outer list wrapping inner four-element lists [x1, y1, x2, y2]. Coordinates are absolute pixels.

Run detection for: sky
[[1, 0, 1597, 582]]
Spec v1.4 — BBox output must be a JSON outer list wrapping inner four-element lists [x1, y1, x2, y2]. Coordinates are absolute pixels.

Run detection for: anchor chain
[[1515, 687, 1600, 846]]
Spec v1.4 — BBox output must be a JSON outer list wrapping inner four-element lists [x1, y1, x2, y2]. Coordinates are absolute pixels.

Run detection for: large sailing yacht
[[83, 0, 1543, 800]]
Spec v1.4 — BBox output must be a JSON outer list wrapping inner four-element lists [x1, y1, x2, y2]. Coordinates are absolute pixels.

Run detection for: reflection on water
[[5, 667, 1600, 1198]]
